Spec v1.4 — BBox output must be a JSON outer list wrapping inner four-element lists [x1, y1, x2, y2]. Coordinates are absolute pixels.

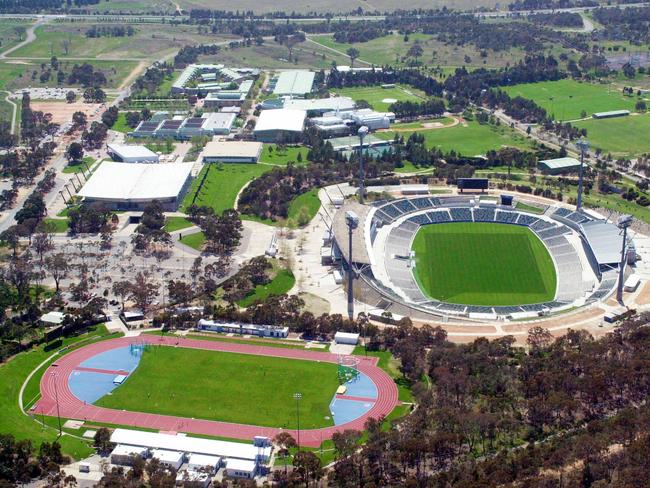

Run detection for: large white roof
[[284, 97, 355, 112], [78, 162, 193, 202], [110, 429, 268, 461], [107, 143, 158, 160], [225, 458, 257, 472], [254, 109, 306, 133], [581, 220, 624, 265], [273, 70, 315, 95], [203, 141, 263, 159]]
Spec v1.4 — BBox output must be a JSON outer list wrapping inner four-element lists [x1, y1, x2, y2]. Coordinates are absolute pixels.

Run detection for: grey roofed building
[[272, 71, 315, 96], [331, 201, 372, 265], [538, 157, 582, 174], [581, 220, 624, 265]]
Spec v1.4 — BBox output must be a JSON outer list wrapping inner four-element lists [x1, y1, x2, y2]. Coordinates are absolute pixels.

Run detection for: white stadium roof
[[581, 220, 624, 265], [110, 429, 270, 461], [284, 97, 355, 112], [78, 162, 193, 202], [254, 109, 306, 133]]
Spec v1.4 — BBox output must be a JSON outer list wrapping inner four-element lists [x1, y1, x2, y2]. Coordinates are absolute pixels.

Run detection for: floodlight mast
[[346, 211, 360, 320], [576, 139, 589, 212], [617, 215, 633, 305], [357, 126, 369, 204]]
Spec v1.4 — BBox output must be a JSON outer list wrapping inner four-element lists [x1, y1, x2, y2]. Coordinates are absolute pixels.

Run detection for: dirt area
[[633, 281, 650, 305], [501, 307, 605, 334], [31, 100, 103, 125]]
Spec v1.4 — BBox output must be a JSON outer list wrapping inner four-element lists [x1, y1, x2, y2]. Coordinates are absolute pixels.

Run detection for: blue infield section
[[68, 346, 143, 404], [329, 371, 378, 426]]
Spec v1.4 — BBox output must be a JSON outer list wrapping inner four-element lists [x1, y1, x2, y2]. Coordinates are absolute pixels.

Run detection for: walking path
[[34, 336, 399, 447]]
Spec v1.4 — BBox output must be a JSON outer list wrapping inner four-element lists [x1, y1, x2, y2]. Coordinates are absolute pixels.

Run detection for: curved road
[[0, 18, 46, 59], [33, 336, 399, 447]]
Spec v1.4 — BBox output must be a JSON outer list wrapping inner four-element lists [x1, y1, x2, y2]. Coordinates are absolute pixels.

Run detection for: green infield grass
[[411, 222, 556, 306], [331, 84, 425, 111], [376, 119, 533, 156], [181, 163, 273, 214], [96, 347, 339, 429], [503, 79, 638, 122], [572, 113, 650, 157]]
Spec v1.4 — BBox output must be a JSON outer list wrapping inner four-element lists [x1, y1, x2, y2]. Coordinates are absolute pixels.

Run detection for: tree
[[346, 47, 360, 70], [111, 280, 131, 312], [407, 42, 424, 63], [274, 432, 297, 475], [65, 142, 84, 163], [65, 91, 76, 104], [636, 100, 647, 112], [292, 451, 323, 485], [93, 428, 113, 454], [32, 231, 53, 263], [332, 429, 361, 458], [128, 272, 158, 312], [72, 111, 87, 129]]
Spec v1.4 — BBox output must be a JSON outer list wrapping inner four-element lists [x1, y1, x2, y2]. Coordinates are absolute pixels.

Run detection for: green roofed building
[[538, 157, 582, 174]]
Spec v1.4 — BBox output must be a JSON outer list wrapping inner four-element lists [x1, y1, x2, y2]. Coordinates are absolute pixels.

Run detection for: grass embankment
[[2, 325, 119, 460], [97, 347, 339, 429]]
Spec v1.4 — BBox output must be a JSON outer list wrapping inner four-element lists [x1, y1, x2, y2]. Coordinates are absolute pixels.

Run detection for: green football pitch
[[411, 223, 557, 306], [96, 347, 339, 429]]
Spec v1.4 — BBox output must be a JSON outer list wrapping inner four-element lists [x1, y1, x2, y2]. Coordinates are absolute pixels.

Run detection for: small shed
[[151, 449, 184, 470], [225, 458, 257, 479], [334, 331, 360, 345], [110, 444, 148, 466], [187, 453, 221, 473]]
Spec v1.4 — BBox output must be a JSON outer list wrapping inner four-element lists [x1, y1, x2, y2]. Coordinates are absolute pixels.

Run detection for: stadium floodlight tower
[[357, 125, 369, 204], [616, 214, 633, 304], [345, 210, 359, 320], [575, 139, 589, 212]]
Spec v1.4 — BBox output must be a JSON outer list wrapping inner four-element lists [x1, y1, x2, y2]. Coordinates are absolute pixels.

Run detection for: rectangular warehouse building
[[77, 162, 193, 210], [202, 141, 263, 163], [272, 71, 315, 96], [107, 143, 159, 163], [539, 157, 581, 174], [253, 109, 306, 143]]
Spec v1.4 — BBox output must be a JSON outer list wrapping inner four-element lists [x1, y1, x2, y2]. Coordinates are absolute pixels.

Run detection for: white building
[[202, 141, 263, 163], [78, 162, 194, 211], [151, 449, 184, 470], [253, 109, 306, 143], [272, 71, 315, 96], [107, 143, 159, 163], [110, 444, 148, 465], [334, 331, 360, 345], [197, 319, 289, 338], [224, 459, 257, 479]]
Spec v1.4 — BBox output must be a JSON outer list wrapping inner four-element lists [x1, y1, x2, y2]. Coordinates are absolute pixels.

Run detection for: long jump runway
[[33, 336, 399, 447]]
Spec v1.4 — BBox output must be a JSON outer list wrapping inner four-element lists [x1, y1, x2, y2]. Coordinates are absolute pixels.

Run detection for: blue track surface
[[328, 372, 377, 426], [69, 346, 143, 404]]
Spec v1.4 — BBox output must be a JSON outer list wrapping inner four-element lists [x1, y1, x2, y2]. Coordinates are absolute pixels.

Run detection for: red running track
[[34, 336, 399, 447]]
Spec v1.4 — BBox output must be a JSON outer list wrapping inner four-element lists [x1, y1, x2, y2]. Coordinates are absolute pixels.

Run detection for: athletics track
[[33, 336, 399, 447]]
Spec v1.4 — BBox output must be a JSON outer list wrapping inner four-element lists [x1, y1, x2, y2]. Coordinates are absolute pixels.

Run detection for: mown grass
[[163, 216, 193, 232], [331, 84, 425, 111], [96, 347, 339, 429], [412, 222, 557, 306], [237, 268, 296, 307], [179, 231, 205, 250], [287, 188, 321, 225], [573, 113, 650, 157]]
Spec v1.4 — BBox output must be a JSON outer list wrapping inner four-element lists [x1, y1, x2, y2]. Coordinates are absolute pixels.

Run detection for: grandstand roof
[[539, 157, 581, 171], [78, 162, 193, 202], [581, 220, 624, 265], [331, 201, 372, 265]]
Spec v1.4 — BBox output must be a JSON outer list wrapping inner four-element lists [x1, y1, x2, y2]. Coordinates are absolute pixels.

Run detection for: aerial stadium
[[331, 188, 633, 322]]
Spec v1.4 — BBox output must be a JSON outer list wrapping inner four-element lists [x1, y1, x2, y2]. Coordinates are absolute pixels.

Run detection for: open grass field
[[331, 84, 426, 112], [181, 163, 273, 214], [376, 119, 534, 156], [0, 20, 34, 54], [412, 222, 557, 306], [503, 79, 638, 122], [164, 216, 193, 232], [311, 32, 524, 69], [288, 188, 321, 224], [572, 113, 650, 157], [7, 23, 234, 60], [200, 41, 348, 70], [259, 145, 309, 166], [96, 347, 339, 429], [179, 231, 205, 250]]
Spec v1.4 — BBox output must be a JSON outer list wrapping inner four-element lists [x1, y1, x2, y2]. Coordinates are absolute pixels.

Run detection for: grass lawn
[[96, 347, 339, 429], [111, 112, 133, 133], [237, 268, 296, 307], [42, 218, 69, 233], [412, 222, 556, 306], [179, 231, 205, 250], [259, 145, 309, 166], [63, 156, 95, 174], [1, 325, 118, 460], [515, 201, 546, 214], [377, 120, 533, 156], [164, 216, 193, 232], [390, 117, 454, 130], [572, 113, 650, 157], [288, 188, 321, 225], [181, 163, 273, 214], [331, 84, 425, 112], [503, 79, 638, 121]]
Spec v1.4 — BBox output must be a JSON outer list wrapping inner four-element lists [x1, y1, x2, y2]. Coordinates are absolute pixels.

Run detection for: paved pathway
[[34, 336, 399, 447]]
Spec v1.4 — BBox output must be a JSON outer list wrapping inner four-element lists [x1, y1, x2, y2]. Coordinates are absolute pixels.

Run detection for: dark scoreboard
[[457, 178, 489, 192]]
